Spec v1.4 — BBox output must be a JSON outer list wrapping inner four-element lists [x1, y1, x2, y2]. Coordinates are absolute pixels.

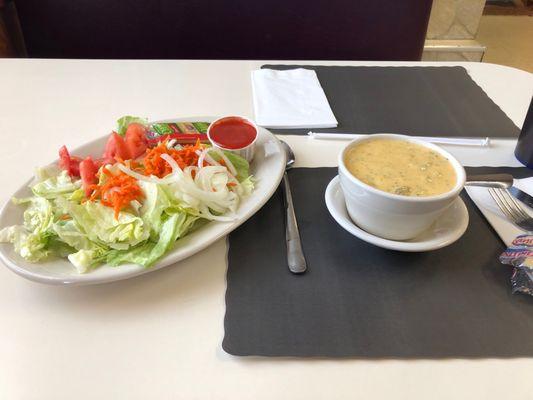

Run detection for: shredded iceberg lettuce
[[0, 141, 254, 273]]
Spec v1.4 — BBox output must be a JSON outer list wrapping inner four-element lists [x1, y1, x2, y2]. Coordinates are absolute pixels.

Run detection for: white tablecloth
[[0, 59, 532, 400]]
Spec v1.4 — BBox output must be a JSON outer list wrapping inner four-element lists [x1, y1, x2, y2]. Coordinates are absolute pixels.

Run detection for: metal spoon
[[280, 141, 307, 274]]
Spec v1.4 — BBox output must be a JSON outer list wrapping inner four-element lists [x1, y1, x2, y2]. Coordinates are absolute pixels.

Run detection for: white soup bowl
[[338, 134, 466, 241]]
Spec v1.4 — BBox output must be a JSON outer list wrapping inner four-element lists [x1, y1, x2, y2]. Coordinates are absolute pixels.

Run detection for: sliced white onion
[[209, 147, 238, 177], [183, 166, 198, 180], [198, 204, 237, 222], [204, 153, 220, 167], [166, 139, 177, 149], [160, 153, 184, 177], [196, 148, 221, 168], [117, 151, 246, 223], [197, 148, 207, 169]]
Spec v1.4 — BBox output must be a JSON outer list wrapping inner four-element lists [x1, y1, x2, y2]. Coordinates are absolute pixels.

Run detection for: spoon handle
[[282, 172, 307, 274], [465, 173, 514, 189]]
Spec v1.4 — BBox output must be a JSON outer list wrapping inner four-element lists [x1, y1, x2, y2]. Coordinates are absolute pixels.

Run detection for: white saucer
[[325, 176, 469, 252]]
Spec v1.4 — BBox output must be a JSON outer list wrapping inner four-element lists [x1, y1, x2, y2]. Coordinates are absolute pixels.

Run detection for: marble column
[[423, 0, 486, 62]]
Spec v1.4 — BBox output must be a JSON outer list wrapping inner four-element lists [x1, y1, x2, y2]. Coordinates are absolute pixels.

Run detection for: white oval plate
[[325, 176, 469, 252], [0, 117, 286, 285]]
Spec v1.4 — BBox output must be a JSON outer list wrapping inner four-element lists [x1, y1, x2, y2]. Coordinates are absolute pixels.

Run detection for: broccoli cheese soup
[[344, 139, 456, 197]]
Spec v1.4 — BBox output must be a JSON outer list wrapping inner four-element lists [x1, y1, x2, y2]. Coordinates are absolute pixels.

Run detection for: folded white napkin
[[251, 68, 338, 129], [466, 177, 533, 246]]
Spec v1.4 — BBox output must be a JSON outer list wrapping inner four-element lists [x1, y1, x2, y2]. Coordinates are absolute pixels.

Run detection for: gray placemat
[[261, 65, 520, 138], [223, 167, 533, 358]]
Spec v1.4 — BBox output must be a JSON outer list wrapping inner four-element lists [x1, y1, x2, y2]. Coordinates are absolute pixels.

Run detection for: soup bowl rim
[[338, 133, 466, 203]]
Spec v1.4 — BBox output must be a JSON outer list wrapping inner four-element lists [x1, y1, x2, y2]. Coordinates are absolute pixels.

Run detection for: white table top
[[0, 59, 532, 399]]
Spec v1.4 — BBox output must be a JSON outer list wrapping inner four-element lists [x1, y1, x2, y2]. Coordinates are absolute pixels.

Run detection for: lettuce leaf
[[68, 249, 107, 273], [116, 115, 148, 136], [66, 201, 150, 250], [32, 170, 81, 199], [0, 197, 55, 262], [106, 211, 198, 267], [222, 151, 251, 182], [14, 197, 54, 234], [138, 181, 173, 238], [53, 220, 98, 251]]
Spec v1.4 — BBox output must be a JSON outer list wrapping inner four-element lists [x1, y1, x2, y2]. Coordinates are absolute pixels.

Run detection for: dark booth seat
[[12, 0, 433, 60]]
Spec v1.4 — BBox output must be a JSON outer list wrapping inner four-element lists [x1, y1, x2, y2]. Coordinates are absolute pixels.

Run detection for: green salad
[[0, 117, 254, 273]]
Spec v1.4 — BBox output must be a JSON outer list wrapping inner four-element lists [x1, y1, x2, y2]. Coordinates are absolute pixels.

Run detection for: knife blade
[[509, 187, 533, 210]]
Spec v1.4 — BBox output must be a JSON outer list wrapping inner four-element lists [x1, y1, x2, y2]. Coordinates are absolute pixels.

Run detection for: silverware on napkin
[[488, 188, 533, 232], [508, 187, 533, 210], [465, 173, 533, 210]]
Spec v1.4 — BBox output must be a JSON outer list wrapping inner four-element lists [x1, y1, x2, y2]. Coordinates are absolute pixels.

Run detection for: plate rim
[[0, 116, 286, 285], [325, 175, 469, 252]]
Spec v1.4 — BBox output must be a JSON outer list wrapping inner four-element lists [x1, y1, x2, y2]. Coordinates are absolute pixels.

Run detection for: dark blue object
[[515, 97, 533, 168]]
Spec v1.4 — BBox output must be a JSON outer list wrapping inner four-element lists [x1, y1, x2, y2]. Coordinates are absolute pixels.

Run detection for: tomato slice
[[93, 158, 107, 169], [79, 156, 98, 196], [58, 145, 81, 177], [103, 132, 130, 161], [124, 123, 148, 159], [58, 145, 70, 171], [70, 156, 82, 177]]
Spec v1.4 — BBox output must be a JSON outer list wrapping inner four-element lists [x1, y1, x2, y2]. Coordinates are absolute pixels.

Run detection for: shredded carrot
[[143, 140, 204, 178], [59, 214, 72, 220], [89, 168, 144, 219], [128, 159, 143, 171]]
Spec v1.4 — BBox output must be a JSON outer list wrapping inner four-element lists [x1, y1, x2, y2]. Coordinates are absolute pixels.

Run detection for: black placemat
[[223, 167, 533, 358], [261, 65, 521, 138]]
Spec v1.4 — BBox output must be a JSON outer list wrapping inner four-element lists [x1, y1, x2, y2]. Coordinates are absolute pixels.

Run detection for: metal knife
[[508, 187, 533, 210]]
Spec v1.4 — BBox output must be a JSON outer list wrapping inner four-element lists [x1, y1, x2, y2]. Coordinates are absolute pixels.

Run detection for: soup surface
[[344, 139, 456, 197]]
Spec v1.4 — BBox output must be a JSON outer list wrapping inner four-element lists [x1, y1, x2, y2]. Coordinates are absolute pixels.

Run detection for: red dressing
[[208, 117, 257, 150]]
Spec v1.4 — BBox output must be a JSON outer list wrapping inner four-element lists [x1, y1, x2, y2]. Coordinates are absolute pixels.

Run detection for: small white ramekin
[[338, 134, 466, 241], [207, 116, 258, 162]]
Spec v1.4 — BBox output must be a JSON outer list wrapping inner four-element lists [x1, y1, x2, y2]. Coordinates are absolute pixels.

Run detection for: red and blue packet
[[146, 121, 211, 145], [500, 234, 533, 296]]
